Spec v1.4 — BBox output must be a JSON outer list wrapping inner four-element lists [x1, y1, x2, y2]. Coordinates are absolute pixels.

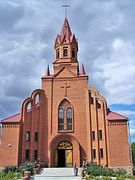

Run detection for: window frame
[[34, 150, 38, 160], [92, 131, 95, 141], [63, 48, 68, 57], [93, 149, 96, 159], [58, 102, 73, 132], [25, 149, 30, 161], [99, 130, 102, 140], [35, 132, 38, 142], [99, 148, 104, 159], [66, 107, 72, 130], [58, 108, 64, 131], [26, 131, 30, 142]]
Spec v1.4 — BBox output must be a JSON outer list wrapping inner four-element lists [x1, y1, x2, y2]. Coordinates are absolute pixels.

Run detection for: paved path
[[30, 168, 82, 180]]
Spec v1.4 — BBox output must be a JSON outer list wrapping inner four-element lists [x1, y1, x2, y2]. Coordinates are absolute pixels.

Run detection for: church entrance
[[55, 141, 73, 167]]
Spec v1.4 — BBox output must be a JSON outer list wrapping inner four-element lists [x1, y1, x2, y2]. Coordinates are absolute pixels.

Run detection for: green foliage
[[18, 162, 38, 175], [116, 177, 126, 180], [0, 171, 20, 180], [3, 165, 17, 173], [86, 162, 127, 177], [131, 143, 135, 166], [114, 168, 127, 177]]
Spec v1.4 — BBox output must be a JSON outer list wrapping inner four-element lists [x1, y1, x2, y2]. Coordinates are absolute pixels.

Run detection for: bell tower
[[53, 18, 79, 77]]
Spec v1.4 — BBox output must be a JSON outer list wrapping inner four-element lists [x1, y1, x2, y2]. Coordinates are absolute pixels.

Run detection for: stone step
[[31, 168, 82, 180]]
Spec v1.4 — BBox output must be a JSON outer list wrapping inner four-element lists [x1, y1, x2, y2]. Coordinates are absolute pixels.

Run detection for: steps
[[31, 168, 81, 180]]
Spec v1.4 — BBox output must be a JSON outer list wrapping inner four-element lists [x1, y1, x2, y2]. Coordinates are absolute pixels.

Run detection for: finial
[[80, 64, 86, 75], [62, 3, 70, 18], [45, 65, 50, 76]]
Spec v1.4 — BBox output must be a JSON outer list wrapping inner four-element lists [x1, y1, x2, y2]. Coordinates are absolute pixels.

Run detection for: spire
[[55, 18, 78, 47], [80, 64, 86, 75], [45, 65, 50, 76], [60, 18, 72, 40]]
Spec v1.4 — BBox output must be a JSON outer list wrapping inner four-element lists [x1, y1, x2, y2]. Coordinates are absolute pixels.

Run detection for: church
[[0, 18, 131, 171]]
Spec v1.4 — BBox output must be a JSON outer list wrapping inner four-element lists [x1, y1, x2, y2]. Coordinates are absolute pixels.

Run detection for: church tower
[[53, 18, 79, 77]]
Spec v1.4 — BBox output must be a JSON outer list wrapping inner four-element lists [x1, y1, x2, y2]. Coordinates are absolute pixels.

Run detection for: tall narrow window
[[63, 49, 68, 57], [93, 149, 96, 159], [72, 50, 75, 58], [25, 149, 30, 160], [92, 131, 95, 141], [56, 50, 59, 59], [66, 108, 72, 130], [100, 148, 103, 159], [35, 132, 38, 142], [99, 130, 102, 140], [34, 150, 38, 160], [26, 131, 30, 141], [58, 108, 64, 130]]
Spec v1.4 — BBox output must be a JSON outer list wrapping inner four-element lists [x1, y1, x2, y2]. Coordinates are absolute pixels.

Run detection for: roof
[[1, 113, 21, 123], [55, 18, 78, 46], [60, 18, 72, 39], [107, 111, 128, 121]]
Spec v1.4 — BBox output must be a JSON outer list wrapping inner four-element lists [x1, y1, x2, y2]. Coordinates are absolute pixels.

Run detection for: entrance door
[[55, 141, 73, 167], [58, 149, 65, 167]]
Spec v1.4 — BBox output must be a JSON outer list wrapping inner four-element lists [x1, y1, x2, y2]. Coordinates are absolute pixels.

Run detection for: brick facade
[[0, 18, 131, 170]]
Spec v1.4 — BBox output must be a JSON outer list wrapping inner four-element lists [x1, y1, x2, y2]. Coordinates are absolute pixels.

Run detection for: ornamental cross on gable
[[62, 3, 70, 18], [61, 82, 70, 97]]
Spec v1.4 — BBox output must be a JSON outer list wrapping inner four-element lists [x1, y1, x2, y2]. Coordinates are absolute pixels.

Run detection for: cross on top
[[62, 3, 70, 18], [61, 82, 70, 97]]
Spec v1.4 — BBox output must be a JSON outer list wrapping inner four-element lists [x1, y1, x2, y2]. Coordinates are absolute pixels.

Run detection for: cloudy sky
[[0, 0, 135, 140]]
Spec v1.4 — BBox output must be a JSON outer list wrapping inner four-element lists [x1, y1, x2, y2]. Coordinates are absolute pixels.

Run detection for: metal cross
[[62, 3, 70, 18], [61, 82, 70, 97]]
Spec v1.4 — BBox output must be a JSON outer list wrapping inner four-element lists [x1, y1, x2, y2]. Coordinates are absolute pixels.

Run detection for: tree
[[131, 143, 135, 166]]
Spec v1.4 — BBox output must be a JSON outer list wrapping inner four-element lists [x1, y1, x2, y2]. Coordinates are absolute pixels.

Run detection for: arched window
[[63, 49, 68, 57], [35, 94, 39, 105], [56, 50, 59, 59], [72, 50, 75, 58], [27, 103, 31, 112], [58, 108, 64, 130], [58, 99, 73, 131], [66, 108, 72, 130]]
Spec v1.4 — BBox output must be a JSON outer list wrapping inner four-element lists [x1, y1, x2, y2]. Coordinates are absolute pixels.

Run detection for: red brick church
[[0, 18, 131, 171]]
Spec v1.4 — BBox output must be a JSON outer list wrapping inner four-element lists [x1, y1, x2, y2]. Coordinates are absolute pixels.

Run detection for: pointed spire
[[60, 18, 72, 41], [80, 64, 86, 75], [45, 65, 50, 76]]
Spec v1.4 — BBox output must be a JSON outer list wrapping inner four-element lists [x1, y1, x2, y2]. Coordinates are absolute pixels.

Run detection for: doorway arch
[[55, 141, 73, 167], [50, 134, 80, 167]]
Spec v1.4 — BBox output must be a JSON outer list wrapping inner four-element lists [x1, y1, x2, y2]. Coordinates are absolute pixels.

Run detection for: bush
[[18, 162, 38, 175], [3, 165, 17, 173], [0, 171, 20, 180], [114, 168, 127, 177], [86, 162, 127, 177]]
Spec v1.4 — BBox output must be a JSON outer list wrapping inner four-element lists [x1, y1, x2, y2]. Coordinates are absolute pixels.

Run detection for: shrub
[[3, 165, 17, 173], [18, 162, 38, 175], [0, 172, 20, 180], [114, 168, 127, 177], [86, 162, 127, 177]]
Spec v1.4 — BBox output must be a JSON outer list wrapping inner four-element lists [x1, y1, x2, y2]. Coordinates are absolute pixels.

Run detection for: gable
[[54, 67, 76, 78]]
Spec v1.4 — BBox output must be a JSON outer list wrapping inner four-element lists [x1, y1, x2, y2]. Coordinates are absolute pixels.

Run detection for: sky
[[0, 0, 135, 141]]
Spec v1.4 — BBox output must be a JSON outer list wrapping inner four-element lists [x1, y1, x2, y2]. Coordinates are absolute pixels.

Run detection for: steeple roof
[[55, 18, 78, 47], [80, 64, 86, 75], [45, 65, 50, 76], [60, 18, 72, 40]]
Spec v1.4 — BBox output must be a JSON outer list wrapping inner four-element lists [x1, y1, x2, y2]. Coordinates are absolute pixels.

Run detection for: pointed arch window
[[72, 50, 75, 58], [56, 49, 59, 59], [58, 108, 64, 130], [67, 108, 72, 130], [58, 99, 73, 132], [63, 48, 68, 57]]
